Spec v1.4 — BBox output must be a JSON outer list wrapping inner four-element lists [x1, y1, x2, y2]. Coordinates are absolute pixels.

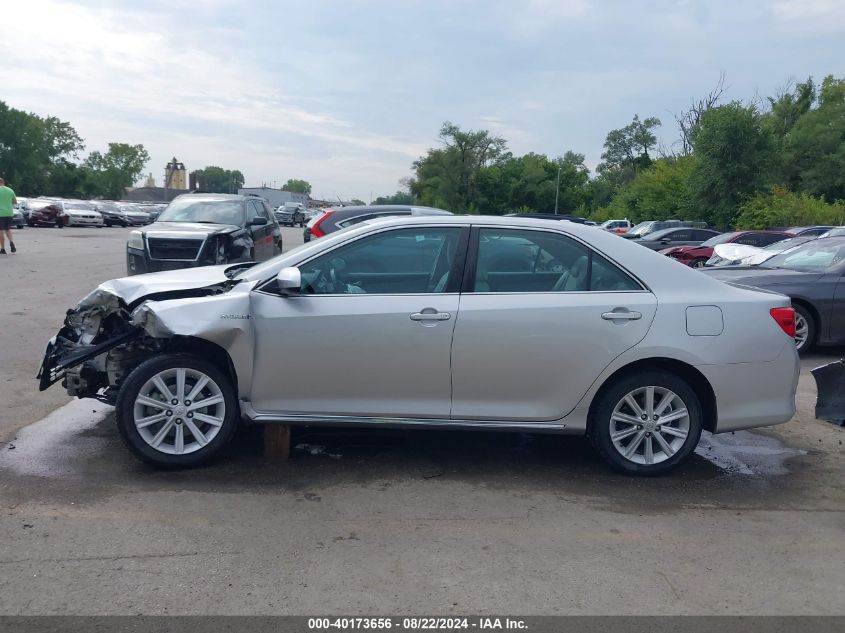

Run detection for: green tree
[[597, 114, 661, 182], [736, 186, 845, 229], [781, 75, 845, 202], [190, 166, 245, 193], [688, 102, 774, 228], [373, 190, 414, 205], [0, 101, 84, 195], [84, 143, 150, 200], [283, 178, 312, 195], [475, 151, 590, 215], [768, 77, 816, 138], [411, 121, 509, 213], [599, 156, 697, 223]]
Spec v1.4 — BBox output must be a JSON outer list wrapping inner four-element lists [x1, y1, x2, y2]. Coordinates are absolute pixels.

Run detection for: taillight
[[310, 210, 333, 239], [770, 307, 796, 338]]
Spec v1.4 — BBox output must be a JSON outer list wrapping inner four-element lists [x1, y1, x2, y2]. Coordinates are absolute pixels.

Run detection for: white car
[[601, 219, 631, 233], [63, 201, 104, 227], [707, 236, 819, 267]]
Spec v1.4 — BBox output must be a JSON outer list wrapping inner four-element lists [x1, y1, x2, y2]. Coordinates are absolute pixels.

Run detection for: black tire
[[689, 258, 708, 269], [589, 370, 703, 476], [115, 354, 239, 468], [793, 303, 816, 355]]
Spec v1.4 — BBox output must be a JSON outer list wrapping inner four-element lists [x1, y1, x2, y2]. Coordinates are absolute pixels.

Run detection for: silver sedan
[[39, 216, 800, 474]]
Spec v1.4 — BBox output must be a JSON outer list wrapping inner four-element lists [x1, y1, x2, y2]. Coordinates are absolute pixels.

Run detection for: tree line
[[5, 72, 843, 225], [402, 74, 845, 229], [0, 101, 150, 200], [0, 101, 312, 200]]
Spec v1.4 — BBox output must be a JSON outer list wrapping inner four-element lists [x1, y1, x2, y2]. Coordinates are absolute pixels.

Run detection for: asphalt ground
[[0, 224, 843, 615]]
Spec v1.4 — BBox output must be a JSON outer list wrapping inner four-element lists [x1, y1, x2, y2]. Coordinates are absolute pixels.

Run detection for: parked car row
[[16, 197, 165, 229]]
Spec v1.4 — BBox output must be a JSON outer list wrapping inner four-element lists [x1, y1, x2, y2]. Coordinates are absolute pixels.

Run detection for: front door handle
[[410, 311, 451, 321], [602, 309, 642, 321]]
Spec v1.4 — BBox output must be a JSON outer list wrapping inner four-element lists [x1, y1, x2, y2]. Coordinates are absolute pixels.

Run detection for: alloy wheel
[[609, 386, 690, 465], [794, 312, 809, 351], [133, 368, 225, 455]]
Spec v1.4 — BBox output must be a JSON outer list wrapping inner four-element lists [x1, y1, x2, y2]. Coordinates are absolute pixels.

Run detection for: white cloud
[[2, 0, 423, 196], [769, 0, 845, 34]]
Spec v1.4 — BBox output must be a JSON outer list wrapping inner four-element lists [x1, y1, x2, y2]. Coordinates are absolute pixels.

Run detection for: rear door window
[[473, 228, 641, 293]]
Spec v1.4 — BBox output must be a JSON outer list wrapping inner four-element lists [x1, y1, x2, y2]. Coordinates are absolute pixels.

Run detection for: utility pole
[[554, 166, 562, 215]]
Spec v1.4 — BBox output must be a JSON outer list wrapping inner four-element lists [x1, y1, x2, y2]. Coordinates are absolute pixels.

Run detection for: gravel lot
[[0, 225, 843, 615]]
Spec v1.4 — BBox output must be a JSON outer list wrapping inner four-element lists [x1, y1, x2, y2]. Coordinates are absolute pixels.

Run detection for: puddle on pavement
[[695, 430, 806, 476], [0, 399, 112, 478]]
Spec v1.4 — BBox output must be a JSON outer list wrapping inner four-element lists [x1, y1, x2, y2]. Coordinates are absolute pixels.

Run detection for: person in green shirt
[[0, 177, 17, 254]]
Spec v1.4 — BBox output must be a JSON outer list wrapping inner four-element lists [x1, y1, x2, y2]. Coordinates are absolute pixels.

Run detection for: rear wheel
[[589, 370, 703, 475], [793, 304, 815, 355], [116, 354, 239, 468]]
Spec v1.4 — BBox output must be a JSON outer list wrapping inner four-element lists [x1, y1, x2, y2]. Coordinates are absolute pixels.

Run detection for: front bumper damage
[[37, 270, 246, 404], [37, 288, 152, 402], [812, 359, 845, 426]]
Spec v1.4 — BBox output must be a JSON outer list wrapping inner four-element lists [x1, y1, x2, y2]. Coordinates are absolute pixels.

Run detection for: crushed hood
[[141, 222, 240, 237], [93, 265, 236, 306]]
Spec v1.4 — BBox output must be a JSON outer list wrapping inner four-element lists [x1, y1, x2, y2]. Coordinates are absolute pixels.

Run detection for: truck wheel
[[116, 354, 239, 468]]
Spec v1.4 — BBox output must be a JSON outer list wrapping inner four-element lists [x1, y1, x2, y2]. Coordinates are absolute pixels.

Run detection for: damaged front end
[[37, 288, 156, 403], [37, 269, 246, 404]]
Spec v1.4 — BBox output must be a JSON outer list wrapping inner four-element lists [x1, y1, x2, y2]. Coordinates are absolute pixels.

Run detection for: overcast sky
[[4, 0, 844, 201]]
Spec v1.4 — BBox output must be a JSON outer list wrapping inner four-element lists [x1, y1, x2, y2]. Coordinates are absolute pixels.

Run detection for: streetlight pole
[[554, 166, 562, 215]]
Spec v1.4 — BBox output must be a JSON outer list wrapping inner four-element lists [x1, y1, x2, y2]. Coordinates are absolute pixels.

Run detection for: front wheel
[[589, 370, 703, 475], [115, 354, 239, 468], [689, 258, 707, 269]]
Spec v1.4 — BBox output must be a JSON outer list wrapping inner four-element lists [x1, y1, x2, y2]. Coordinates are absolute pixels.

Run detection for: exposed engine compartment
[[37, 276, 243, 404]]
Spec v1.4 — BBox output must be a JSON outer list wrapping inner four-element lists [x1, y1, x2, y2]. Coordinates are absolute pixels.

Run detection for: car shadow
[[36, 414, 813, 513]]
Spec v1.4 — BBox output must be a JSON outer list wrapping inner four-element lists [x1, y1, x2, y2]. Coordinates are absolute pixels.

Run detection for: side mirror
[[660, 238, 671, 244], [250, 216, 268, 226], [275, 267, 301, 295]]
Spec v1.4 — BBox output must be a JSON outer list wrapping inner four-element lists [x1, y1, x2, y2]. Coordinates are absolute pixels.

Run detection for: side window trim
[[256, 225, 471, 296], [464, 225, 647, 294]]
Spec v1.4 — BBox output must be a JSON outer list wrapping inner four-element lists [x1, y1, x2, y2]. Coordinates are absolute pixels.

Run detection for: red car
[[660, 230, 791, 268], [25, 200, 69, 228]]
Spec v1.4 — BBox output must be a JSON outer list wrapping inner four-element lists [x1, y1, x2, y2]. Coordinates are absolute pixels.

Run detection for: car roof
[[172, 193, 249, 203], [322, 205, 451, 219]]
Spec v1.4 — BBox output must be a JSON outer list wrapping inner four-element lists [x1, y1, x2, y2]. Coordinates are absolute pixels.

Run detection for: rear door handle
[[602, 309, 642, 321], [410, 311, 451, 321]]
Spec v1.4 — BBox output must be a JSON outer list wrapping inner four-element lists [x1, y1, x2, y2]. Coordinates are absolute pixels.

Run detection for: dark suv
[[304, 205, 452, 242], [126, 194, 283, 275]]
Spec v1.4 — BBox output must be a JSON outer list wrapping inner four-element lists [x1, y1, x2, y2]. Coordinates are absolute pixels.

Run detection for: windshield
[[762, 239, 845, 272], [65, 201, 95, 210], [763, 236, 815, 251], [627, 222, 652, 236], [157, 199, 244, 225], [26, 200, 54, 210], [700, 232, 737, 247], [236, 223, 364, 281]]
